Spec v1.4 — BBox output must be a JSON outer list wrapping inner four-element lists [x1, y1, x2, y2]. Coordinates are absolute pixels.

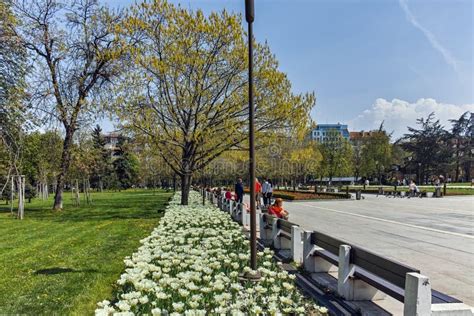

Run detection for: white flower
[[116, 301, 131, 311], [94, 191, 322, 314], [282, 282, 294, 290], [280, 296, 293, 305], [179, 289, 190, 298], [97, 300, 110, 308], [172, 302, 184, 312]]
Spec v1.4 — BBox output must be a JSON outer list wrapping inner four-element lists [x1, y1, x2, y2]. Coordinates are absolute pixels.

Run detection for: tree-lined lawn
[[0, 189, 171, 315]]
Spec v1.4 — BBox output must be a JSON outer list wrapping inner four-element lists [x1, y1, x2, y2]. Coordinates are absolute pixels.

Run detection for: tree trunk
[[53, 129, 74, 211], [180, 173, 192, 205], [464, 160, 471, 182]]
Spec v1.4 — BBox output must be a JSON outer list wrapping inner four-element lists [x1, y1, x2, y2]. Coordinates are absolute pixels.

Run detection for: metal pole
[[246, 0, 257, 272]]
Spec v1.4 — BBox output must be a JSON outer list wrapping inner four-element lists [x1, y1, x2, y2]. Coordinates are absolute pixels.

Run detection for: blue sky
[[103, 0, 473, 138]]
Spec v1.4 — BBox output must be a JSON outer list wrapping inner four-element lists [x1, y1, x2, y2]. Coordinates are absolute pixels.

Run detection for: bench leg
[[291, 226, 303, 265], [259, 214, 267, 239], [303, 231, 336, 273], [272, 221, 280, 249], [404, 273, 432, 316], [303, 231, 315, 272], [242, 208, 249, 227], [338, 245, 355, 299], [313, 248, 337, 273], [337, 245, 386, 301]]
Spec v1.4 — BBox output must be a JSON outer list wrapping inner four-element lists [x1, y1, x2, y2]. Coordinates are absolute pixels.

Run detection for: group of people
[[215, 178, 289, 220], [254, 178, 274, 207]]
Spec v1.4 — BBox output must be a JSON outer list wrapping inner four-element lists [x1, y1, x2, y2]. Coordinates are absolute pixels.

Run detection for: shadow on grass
[[35, 267, 99, 275]]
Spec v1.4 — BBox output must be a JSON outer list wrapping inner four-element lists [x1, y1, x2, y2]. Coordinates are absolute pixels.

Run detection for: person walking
[[262, 179, 272, 206], [234, 178, 244, 204], [267, 180, 273, 206], [408, 180, 416, 198], [255, 178, 262, 209], [364, 178, 369, 190]]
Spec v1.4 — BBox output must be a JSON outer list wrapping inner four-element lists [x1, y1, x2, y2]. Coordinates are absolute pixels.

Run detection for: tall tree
[[449, 111, 473, 182], [90, 125, 111, 190], [14, 0, 123, 210], [22, 130, 62, 190], [402, 113, 451, 184], [319, 129, 353, 184], [360, 128, 392, 184], [288, 139, 322, 185], [114, 1, 314, 204], [0, 0, 26, 196], [112, 136, 138, 190], [351, 139, 364, 183]]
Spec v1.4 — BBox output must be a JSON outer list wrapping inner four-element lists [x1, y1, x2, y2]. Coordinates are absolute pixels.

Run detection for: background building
[[310, 123, 350, 143], [103, 131, 122, 159], [349, 130, 386, 143]]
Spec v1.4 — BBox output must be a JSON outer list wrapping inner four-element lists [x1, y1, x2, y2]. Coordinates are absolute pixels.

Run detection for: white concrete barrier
[[404, 273, 473, 316], [337, 245, 384, 301], [259, 214, 268, 240], [303, 231, 336, 273], [291, 226, 304, 265], [404, 273, 432, 316]]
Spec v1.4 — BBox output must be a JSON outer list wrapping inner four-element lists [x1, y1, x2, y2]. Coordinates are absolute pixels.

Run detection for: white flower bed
[[96, 192, 327, 315]]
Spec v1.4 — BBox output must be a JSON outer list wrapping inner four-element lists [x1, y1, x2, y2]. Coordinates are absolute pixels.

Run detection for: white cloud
[[398, 0, 459, 74], [349, 98, 474, 139]]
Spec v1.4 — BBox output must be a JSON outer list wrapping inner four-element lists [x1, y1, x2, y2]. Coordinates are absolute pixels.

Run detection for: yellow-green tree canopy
[[113, 0, 315, 204], [319, 130, 353, 182]]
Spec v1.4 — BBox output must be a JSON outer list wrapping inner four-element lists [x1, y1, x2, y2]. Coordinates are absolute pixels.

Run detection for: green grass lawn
[[0, 189, 172, 315]]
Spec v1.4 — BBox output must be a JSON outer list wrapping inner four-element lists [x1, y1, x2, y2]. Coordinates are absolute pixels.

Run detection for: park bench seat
[[276, 219, 297, 240], [277, 229, 292, 240], [354, 266, 406, 302], [262, 214, 275, 229], [313, 248, 338, 265], [431, 290, 461, 304]]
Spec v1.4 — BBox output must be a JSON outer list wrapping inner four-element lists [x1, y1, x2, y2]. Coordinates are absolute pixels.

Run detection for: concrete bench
[[258, 214, 304, 264], [259, 214, 275, 246], [302, 231, 469, 316]]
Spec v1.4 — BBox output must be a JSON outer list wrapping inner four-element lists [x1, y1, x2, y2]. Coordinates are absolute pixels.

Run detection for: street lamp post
[[245, 0, 259, 277]]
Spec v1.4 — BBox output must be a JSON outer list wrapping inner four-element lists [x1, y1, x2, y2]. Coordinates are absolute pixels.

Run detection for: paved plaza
[[280, 194, 474, 305]]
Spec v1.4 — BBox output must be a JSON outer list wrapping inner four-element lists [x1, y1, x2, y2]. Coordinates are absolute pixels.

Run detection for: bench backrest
[[351, 245, 419, 288], [311, 231, 344, 256], [310, 231, 419, 289], [262, 213, 276, 225], [276, 218, 299, 233]]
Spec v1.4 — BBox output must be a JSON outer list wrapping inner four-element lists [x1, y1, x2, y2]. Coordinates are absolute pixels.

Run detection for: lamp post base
[[239, 270, 262, 282]]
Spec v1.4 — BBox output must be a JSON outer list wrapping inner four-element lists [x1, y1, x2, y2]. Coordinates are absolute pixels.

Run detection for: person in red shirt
[[255, 178, 262, 208], [268, 198, 289, 220], [225, 189, 233, 200]]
